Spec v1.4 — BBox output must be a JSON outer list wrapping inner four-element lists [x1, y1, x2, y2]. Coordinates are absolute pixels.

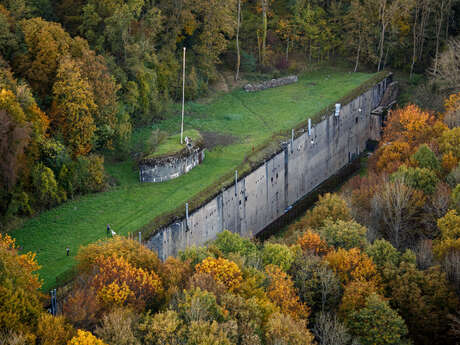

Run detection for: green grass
[[11, 67, 379, 291], [144, 129, 202, 159]]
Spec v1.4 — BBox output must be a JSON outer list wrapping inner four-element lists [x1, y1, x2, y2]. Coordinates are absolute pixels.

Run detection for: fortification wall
[[139, 149, 205, 183], [146, 78, 391, 259]]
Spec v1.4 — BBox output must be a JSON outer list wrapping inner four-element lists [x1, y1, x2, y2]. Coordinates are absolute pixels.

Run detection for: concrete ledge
[[243, 75, 298, 92]]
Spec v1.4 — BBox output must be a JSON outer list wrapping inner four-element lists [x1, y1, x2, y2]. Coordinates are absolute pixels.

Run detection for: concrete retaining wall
[[146, 77, 391, 259], [139, 149, 205, 183]]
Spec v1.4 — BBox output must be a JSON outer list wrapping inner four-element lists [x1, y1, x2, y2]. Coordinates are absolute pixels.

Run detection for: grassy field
[[11, 68, 376, 291]]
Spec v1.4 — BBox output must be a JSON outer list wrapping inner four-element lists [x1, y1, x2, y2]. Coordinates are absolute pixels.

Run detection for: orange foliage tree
[[90, 254, 163, 310], [374, 104, 447, 173], [195, 257, 243, 291], [265, 264, 310, 320], [325, 248, 380, 286], [297, 230, 329, 255]]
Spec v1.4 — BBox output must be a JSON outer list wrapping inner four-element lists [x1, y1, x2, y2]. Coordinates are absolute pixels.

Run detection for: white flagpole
[[181, 47, 186, 144]]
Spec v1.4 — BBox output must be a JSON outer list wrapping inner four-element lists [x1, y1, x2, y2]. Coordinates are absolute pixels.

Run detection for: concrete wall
[[146, 78, 391, 259], [139, 149, 205, 183]]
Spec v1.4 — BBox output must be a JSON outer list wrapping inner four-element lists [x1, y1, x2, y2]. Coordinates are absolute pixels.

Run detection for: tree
[[76, 235, 162, 278], [371, 178, 425, 249], [291, 254, 341, 314], [89, 254, 163, 310], [262, 243, 294, 271], [195, 257, 243, 291], [67, 330, 107, 345], [94, 308, 139, 345], [138, 310, 184, 345], [313, 312, 351, 345], [325, 248, 380, 286], [265, 313, 314, 345], [318, 219, 368, 250], [338, 280, 379, 318], [297, 230, 329, 256], [51, 56, 97, 156], [290, 193, 352, 232], [36, 313, 75, 345], [365, 239, 400, 272], [433, 210, 460, 290], [384, 262, 459, 345], [392, 165, 440, 195], [31, 163, 61, 208], [412, 144, 441, 171], [346, 294, 408, 345], [443, 92, 460, 128], [0, 233, 43, 335], [265, 264, 310, 320], [18, 18, 72, 97]]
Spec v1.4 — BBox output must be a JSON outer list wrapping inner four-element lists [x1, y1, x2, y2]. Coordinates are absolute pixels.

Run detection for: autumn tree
[[290, 254, 341, 314], [325, 248, 380, 286], [318, 219, 368, 250], [262, 243, 295, 271], [36, 313, 75, 345], [346, 294, 408, 345], [290, 193, 352, 233], [0, 233, 43, 335], [371, 178, 425, 249], [297, 230, 329, 256], [94, 308, 139, 345], [67, 330, 107, 345], [89, 254, 163, 310], [265, 312, 314, 345], [195, 257, 243, 291], [51, 56, 97, 156], [265, 264, 310, 320]]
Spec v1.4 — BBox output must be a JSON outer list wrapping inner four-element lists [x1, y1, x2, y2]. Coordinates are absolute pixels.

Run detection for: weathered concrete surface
[[139, 148, 205, 183], [147, 77, 394, 260], [243, 75, 298, 92]]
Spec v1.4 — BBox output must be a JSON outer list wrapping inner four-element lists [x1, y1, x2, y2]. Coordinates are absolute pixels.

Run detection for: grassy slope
[[144, 129, 202, 159], [12, 69, 374, 291]]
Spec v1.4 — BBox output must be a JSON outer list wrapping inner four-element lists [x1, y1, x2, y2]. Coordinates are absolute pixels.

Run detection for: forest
[[1, 0, 460, 344], [2, 95, 460, 344], [0, 0, 459, 227]]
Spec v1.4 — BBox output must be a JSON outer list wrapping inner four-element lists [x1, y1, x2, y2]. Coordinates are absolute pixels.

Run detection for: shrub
[[36, 313, 75, 345], [213, 230, 258, 258], [94, 308, 139, 345]]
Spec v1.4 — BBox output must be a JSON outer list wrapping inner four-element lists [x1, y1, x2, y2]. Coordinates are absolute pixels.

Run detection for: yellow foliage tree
[[0, 233, 43, 333], [67, 330, 107, 345], [195, 257, 243, 291], [51, 55, 97, 156]]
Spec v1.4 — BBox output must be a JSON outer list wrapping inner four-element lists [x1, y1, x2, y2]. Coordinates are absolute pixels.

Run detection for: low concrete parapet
[[243, 75, 298, 92]]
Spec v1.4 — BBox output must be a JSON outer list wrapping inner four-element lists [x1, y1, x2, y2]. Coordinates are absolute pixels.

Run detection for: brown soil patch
[[201, 131, 238, 149]]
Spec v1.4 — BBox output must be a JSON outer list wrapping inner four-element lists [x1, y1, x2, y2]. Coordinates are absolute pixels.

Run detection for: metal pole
[[308, 118, 311, 136], [186, 203, 189, 222], [138, 232, 141, 244], [235, 170, 238, 196], [181, 47, 186, 144]]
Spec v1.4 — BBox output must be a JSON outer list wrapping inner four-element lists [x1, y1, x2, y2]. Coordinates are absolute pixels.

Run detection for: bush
[[240, 50, 257, 73]]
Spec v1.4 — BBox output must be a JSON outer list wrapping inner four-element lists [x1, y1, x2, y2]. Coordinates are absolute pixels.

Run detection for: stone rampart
[[243, 75, 298, 92], [146, 76, 393, 259]]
